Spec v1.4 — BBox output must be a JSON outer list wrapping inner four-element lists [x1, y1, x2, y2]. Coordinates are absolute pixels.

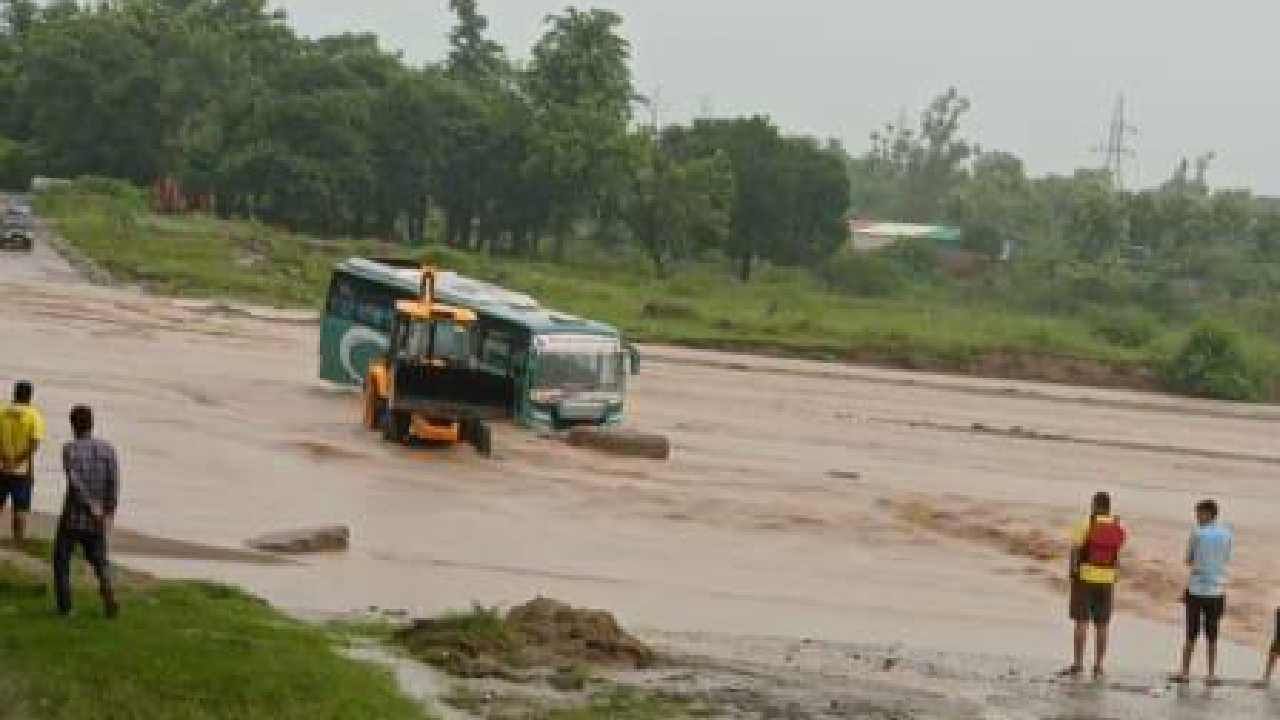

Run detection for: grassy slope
[[41, 188, 1280, 396], [0, 554, 430, 720]]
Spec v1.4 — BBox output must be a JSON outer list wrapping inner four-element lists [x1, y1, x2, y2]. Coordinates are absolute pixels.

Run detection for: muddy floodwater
[[3, 232, 1280, 718]]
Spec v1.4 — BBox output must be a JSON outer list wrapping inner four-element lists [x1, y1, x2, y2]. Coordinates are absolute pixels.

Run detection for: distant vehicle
[[30, 176, 71, 193], [0, 207, 33, 252], [320, 258, 639, 430]]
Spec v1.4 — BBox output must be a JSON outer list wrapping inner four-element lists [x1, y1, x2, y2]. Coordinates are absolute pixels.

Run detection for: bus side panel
[[319, 271, 394, 386], [319, 315, 390, 385]]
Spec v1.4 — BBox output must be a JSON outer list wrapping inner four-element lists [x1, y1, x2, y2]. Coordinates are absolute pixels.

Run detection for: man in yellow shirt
[[0, 381, 45, 543], [1060, 491, 1127, 680]]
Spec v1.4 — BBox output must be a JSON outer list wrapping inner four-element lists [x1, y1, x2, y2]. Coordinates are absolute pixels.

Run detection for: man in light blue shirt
[[1171, 499, 1233, 685]]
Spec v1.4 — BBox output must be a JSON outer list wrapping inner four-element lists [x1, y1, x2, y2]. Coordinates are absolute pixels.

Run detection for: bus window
[[327, 274, 357, 319], [398, 321, 430, 357], [482, 332, 511, 372], [397, 320, 469, 363], [355, 291, 392, 331], [326, 273, 398, 332], [433, 323, 470, 362]]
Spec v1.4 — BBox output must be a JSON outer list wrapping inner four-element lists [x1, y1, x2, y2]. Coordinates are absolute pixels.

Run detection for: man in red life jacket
[[1061, 491, 1127, 679]]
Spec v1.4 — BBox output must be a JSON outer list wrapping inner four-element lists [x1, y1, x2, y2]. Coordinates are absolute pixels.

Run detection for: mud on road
[[3, 230, 1280, 717]]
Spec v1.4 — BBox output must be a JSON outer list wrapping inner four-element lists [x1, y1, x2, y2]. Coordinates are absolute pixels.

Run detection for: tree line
[[0, 0, 850, 279], [844, 87, 1280, 330], [3, 0, 1278, 307]]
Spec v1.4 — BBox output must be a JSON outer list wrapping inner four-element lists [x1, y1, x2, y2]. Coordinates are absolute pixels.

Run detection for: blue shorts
[[0, 472, 33, 512]]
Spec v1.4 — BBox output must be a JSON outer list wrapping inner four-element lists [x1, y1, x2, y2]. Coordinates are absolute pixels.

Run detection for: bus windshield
[[532, 335, 623, 392]]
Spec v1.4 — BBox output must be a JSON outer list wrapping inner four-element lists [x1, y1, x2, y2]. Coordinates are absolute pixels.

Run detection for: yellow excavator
[[362, 267, 493, 455]]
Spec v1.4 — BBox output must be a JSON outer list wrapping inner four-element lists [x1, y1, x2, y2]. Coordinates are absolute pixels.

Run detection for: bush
[[69, 176, 148, 209], [38, 176, 147, 219], [883, 238, 940, 280], [1161, 323, 1265, 401], [0, 135, 35, 191], [641, 299, 699, 320], [1089, 306, 1162, 348], [820, 250, 906, 297]]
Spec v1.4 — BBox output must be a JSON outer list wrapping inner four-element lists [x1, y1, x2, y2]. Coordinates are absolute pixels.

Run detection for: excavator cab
[[363, 268, 492, 454]]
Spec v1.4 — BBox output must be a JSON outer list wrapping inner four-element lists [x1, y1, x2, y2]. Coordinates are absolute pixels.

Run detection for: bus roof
[[336, 257, 621, 338]]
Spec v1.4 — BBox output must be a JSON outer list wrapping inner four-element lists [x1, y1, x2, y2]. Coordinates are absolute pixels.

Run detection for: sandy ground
[[3, 227, 1280, 718]]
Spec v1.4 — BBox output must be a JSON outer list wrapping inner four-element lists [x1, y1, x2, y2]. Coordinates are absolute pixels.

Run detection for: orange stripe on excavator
[[410, 416, 460, 444], [366, 361, 390, 399]]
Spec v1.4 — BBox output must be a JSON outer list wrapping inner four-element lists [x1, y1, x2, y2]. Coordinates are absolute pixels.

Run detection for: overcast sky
[[277, 1, 1280, 194]]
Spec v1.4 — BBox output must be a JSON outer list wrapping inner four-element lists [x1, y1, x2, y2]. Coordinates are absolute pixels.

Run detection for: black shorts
[[0, 471, 33, 512], [1070, 581, 1114, 624], [1185, 593, 1225, 643]]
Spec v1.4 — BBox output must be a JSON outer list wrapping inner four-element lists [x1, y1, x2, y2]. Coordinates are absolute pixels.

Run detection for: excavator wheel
[[382, 410, 410, 444], [472, 421, 492, 457], [459, 412, 492, 456]]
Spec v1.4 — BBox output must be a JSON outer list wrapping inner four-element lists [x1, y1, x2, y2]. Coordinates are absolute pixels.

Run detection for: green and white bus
[[320, 257, 638, 429]]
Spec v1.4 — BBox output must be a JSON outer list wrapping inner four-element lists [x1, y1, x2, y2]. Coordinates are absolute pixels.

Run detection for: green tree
[[446, 0, 505, 85], [946, 151, 1036, 257], [1064, 169, 1126, 260], [665, 116, 787, 281], [371, 70, 447, 244], [524, 7, 635, 259], [622, 132, 733, 274], [0, 0, 37, 37], [857, 87, 975, 222], [773, 136, 851, 266]]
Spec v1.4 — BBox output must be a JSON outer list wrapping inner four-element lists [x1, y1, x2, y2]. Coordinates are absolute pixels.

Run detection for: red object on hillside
[[151, 177, 215, 214]]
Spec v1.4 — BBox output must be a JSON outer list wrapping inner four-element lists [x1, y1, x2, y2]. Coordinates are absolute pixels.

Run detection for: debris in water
[[246, 525, 350, 553], [566, 428, 671, 460]]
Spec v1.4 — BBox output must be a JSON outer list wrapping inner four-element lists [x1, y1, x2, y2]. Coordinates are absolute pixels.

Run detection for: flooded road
[[3, 232, 1279, 717]]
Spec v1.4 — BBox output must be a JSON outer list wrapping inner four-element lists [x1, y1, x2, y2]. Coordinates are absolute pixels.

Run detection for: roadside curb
[[37, 218, 113, 285]]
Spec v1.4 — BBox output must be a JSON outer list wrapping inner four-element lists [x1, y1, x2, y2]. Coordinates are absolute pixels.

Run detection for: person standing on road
[[0, 380, 45, 543], [1061, 491, 1127, 680], [53, 405, 119, 618], [1171, 499, 1233, 686]]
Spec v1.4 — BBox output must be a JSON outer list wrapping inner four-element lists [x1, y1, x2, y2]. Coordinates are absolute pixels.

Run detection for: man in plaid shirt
[[54, 405, 119, 618]]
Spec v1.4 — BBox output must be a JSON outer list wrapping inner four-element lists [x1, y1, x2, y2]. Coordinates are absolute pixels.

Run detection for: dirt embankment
[[391, 598, 988, 719], [654, 336, 1167, 399], [396, 597, 655, 681]]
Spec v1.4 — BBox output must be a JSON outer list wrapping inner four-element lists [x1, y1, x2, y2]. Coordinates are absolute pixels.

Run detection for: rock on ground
[[247, 525, 350, 553]]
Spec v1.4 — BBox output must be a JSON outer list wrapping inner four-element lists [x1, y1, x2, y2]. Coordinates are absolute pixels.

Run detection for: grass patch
[[0, 560, 431, 720], [36, 186, 1280, 399], [396, 605, 526, 678]]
